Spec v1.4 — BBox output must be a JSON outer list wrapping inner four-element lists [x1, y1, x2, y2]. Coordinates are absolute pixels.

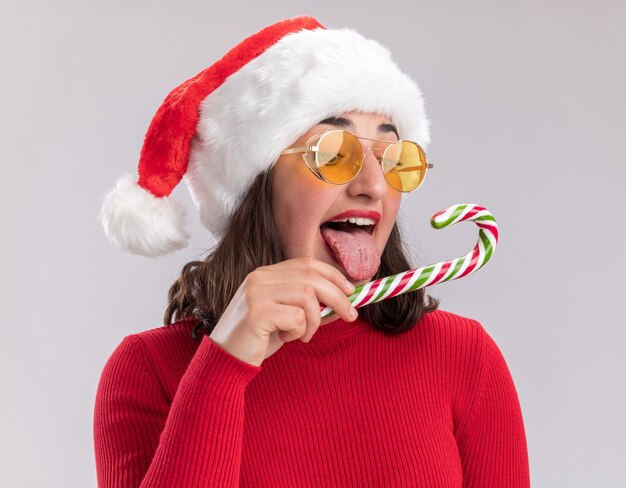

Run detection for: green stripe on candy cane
[[320, 204, 499, 319]]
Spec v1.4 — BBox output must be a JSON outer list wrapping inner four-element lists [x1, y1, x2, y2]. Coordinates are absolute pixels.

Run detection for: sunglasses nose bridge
[[348, 145, 377, 180], [360, 143, 383, 163], [360, 146, 389, 182]]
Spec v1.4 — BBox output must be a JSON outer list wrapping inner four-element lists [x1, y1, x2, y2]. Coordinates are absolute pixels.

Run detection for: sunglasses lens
[[381, 141, 428, 192], [315, 131, 362, 184]]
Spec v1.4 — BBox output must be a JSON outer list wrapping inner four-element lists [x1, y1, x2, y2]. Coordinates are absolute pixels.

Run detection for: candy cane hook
[[320, 204, 499, 318]]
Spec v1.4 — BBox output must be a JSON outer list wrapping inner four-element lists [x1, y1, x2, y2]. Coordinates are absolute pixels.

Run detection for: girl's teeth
[[330, 217, 376, 226]]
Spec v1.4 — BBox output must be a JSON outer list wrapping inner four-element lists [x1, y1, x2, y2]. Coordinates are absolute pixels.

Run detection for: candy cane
[[320, 204, 499, 319]]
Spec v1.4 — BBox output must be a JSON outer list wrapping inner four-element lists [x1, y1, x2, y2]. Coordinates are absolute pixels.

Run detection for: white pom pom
[[100, 173, 189, 257]]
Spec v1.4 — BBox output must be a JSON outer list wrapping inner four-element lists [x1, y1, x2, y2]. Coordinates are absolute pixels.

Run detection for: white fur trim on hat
[[187, 27, 431, 239], [100, 173, 189, 257]]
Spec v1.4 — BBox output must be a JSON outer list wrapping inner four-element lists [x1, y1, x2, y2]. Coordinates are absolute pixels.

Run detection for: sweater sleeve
[[94, 334, 262, 488], [455, 327, 530, 487]]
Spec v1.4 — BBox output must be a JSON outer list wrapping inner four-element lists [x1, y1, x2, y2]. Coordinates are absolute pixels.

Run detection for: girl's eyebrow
[[318, 117, 400, 140]]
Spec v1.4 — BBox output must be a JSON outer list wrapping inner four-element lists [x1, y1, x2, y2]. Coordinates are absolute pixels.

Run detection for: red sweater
[[94, 309, 530, 487]]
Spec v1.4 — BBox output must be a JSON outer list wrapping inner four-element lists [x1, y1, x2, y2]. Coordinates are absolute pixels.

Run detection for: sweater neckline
[[184, 314, 366, 343], [307, 316, 367, 341]]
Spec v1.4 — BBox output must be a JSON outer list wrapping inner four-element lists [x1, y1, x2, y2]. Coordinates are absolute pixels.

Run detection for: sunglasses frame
[[280, 129, 434, 193]]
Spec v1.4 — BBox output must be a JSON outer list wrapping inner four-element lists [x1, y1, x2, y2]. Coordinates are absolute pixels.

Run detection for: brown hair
[[164, 169, 438, 338]]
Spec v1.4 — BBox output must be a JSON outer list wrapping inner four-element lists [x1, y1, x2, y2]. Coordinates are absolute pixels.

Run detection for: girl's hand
[[208, 257, 357, 367]]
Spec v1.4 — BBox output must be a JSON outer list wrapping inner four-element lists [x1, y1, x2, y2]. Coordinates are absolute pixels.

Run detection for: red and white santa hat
[[100, 16, 431, 257]]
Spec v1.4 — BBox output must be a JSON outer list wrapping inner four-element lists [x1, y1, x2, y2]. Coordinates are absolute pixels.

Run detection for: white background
[[1, 0, 625, 486]]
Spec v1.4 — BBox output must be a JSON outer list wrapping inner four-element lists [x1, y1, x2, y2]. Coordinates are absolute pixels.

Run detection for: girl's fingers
[[259, 257, 356, 296], [266, 303, 308, 341], [253, 272, 356, 325], [244, 257, 358, 342]]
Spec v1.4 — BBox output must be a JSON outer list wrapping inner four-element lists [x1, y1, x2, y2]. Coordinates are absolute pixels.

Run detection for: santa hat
[[100, 16, 431, 257]]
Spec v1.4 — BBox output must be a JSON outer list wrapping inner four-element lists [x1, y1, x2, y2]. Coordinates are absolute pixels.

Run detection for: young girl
[[95, 16, 530, 487]]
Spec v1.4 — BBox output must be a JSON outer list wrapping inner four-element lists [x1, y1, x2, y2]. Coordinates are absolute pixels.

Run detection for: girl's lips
[[321, 209, 380, 236]]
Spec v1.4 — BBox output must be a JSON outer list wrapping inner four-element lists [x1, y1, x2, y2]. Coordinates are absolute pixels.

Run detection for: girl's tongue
[[321, 224, 380, 281]]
